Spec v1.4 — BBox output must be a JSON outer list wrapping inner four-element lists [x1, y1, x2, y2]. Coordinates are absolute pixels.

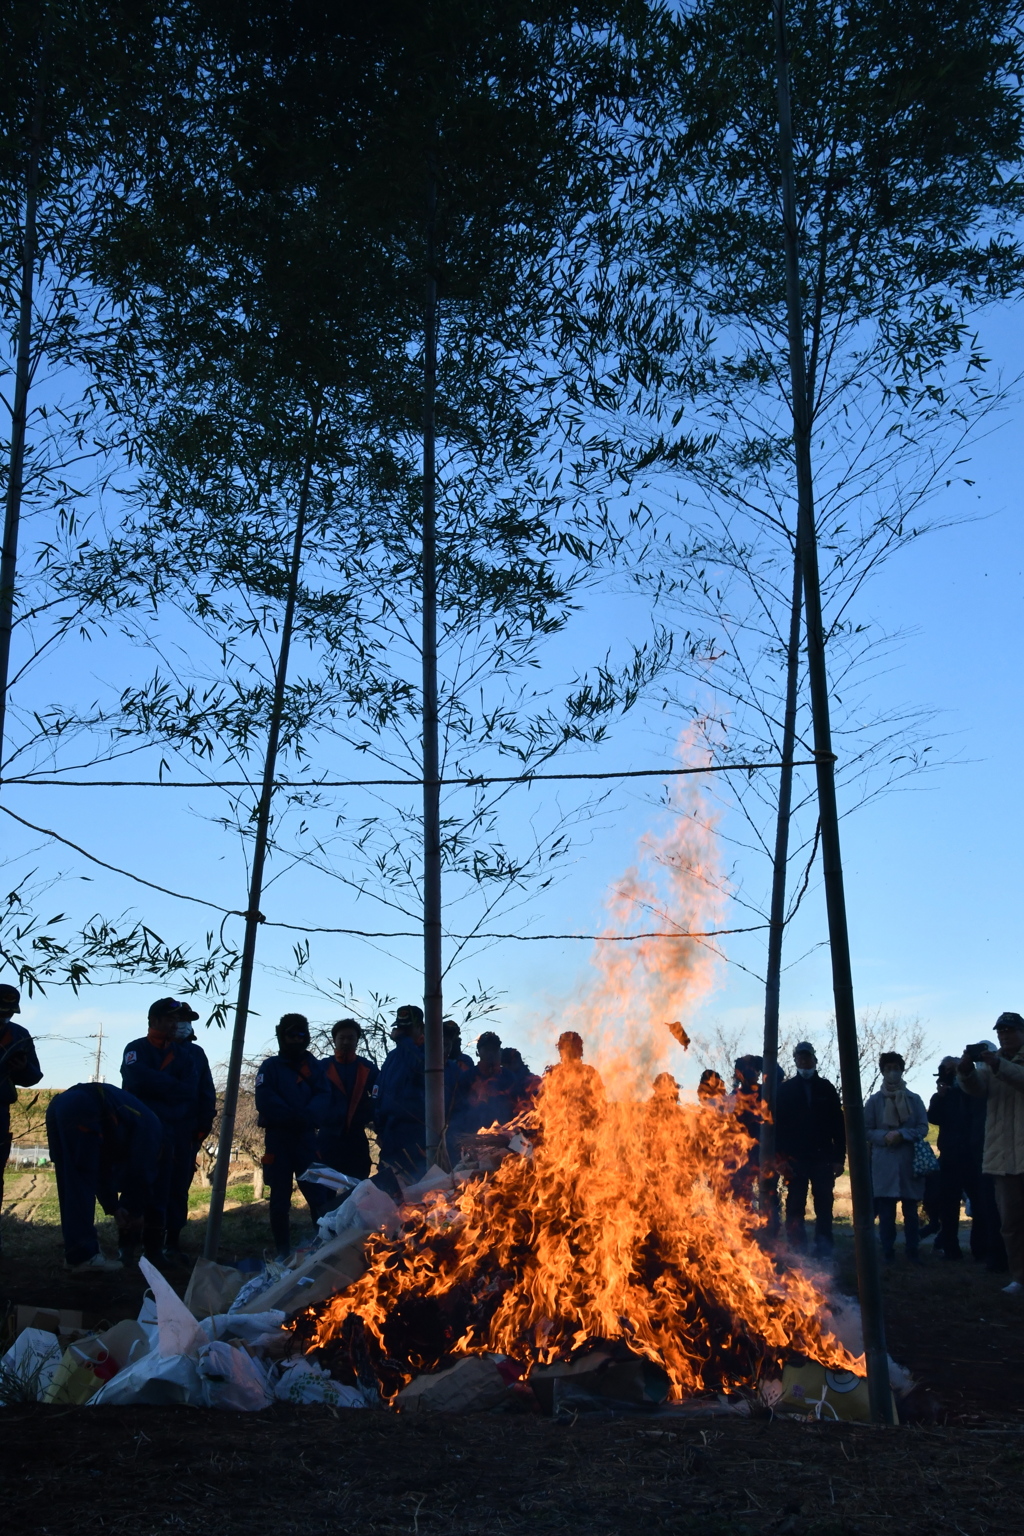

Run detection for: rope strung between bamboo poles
[[0, 756, 832, 790]]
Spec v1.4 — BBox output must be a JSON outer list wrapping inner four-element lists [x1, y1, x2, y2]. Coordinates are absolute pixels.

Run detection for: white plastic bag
[[197, 1341, 273, 1410], [317, 1179, 399, 1240], [0, 1327, 63, 1403], [90, 1352, 204, 1406], [139, 1256, 206, 1358], [272, 1357, 365, 1409]]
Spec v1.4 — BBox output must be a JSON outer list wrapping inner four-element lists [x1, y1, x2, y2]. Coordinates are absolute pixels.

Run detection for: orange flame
[[310, 770, 862, 1399]]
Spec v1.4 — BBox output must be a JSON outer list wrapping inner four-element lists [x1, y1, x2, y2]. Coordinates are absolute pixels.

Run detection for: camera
[[965, 1042, 992, 1063]]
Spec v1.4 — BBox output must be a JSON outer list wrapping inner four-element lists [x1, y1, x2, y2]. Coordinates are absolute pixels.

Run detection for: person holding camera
[[958, 1013, 1024, 1296], [863, 1051, 929, 1262]]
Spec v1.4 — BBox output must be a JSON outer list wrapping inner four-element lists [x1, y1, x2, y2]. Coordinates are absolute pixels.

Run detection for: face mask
[[174, 1020, 193, 1041], [282, 1034, 309, 1055], [883, 1068, 903, 1086], [796, 1066, 816, 1079]]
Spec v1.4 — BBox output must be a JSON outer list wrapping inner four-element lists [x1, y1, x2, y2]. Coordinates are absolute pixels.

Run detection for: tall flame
[[309, 769, 862, 1399]]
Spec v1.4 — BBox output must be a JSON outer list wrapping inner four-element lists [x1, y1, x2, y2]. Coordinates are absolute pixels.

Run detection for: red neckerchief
[[326, 1058, 371, 1130]]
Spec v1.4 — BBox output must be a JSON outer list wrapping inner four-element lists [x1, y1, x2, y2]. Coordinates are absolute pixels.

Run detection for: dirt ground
[[2, 1172, 1023, 1534]]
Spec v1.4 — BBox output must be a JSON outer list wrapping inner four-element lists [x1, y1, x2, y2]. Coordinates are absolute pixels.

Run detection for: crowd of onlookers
[[1, 978, 1022, 1297]]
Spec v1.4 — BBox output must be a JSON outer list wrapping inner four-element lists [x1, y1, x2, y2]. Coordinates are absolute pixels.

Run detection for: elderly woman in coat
[[864, 1051, 929, 1262]]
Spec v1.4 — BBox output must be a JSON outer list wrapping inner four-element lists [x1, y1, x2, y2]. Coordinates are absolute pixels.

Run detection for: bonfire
[[306, 1062, 862, 1402]]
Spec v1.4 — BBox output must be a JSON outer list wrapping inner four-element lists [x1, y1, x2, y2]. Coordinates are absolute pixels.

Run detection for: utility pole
[[92, 1022, 104, 1083], [0, 79, 43, 773], [772, 0, 892, 1423], [421, 165, 446, 1170], [759, 542, 802, 1224], [203, 423, 318, 1260]]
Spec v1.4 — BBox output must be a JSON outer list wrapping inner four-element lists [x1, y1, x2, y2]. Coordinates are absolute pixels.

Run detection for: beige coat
[[959, 1048, 1024, 1176]]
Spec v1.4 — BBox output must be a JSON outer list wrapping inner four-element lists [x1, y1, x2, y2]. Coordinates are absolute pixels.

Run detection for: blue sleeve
[[5, 1024, 42, 1088], [193, 1048, 216, 1135]]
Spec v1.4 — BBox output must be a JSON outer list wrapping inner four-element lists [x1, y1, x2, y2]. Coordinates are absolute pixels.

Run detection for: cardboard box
[[529, 1349, 670, 1413], [15, 1306, 83, 1340], [396, 1356, 509, 1414], [236, 1228, 367, 1316]]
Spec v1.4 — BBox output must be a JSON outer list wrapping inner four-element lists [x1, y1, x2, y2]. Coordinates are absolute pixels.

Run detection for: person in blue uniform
[[317, 1018, 379, 1181], [0, 983, 42, 1255], [120, 996, 201, 1262], [255, 1013, 329, 1257], [46, 1082, 163, 1273], [163, 1004, 217, 1262], [374, 1004, 427, 1190]]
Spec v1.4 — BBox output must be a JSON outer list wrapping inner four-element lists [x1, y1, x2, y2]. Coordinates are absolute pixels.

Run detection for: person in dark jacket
[[317, 1018, 379, 1181], [501, 1046, 541, 1115], [121, 997, 201, 1262], [255, 1013, 330, 1257], [928, 1054, 983, 1259], [0, 983, 42, 1253], [450, 1032, 519, 1137], [729, 1054, 764, 1206], [443, 1020, 474, 1131], [375, 1005, 427, 1189], [775, 1043, 846, 1255], [163, 1005, 217, 1262], [46, 1082, 162, 1273]]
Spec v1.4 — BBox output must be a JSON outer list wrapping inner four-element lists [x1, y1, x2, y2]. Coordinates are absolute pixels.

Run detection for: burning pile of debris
[[297, 1064, 864, 1413]]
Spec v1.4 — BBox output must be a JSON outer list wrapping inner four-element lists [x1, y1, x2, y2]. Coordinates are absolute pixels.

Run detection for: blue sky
[[6, 302, 1022, 1104]]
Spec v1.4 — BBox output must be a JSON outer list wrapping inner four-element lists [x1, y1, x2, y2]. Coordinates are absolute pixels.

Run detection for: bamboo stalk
[[772, 0, 892, 1423], [759, 540, 803, 1222], [203, 426, 317, 1259], [0, 84, 43, 772], [422, 166, 446, 1170]]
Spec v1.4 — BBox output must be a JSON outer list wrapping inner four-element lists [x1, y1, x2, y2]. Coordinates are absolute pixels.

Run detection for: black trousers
[[874, 1195, 919, 1256], [784, 1159, 836, 1251]]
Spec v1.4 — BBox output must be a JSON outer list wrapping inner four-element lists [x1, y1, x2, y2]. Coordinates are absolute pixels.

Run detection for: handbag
[[912, 1138, 940, 1177]]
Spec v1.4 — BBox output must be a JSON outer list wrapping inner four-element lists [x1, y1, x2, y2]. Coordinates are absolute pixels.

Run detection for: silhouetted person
[[375, 1004, 427, 1188], [318, 1019, 379, 1181], [46, 1083, 162, 1274], [501, 1046, 541, 1114], [121, 997, 201, 1262], [776, 1043, 846, 1257], [928, 1053, 987, 1260], [697, 1069, 726, 1107], [255, 1014, 329, 1257], [0, 983, 42, 1253], [164, 1003, 216, 1263]]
